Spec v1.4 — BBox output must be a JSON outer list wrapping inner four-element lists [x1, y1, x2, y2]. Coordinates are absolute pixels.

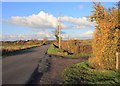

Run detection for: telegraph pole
[[58, 16, 61, 48]]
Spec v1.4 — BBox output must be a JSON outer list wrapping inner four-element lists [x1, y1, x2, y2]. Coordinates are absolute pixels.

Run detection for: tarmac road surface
[[2, 44, 49, 84]]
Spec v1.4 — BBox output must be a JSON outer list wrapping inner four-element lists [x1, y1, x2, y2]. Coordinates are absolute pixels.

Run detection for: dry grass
[[2, 40, 43, 56]]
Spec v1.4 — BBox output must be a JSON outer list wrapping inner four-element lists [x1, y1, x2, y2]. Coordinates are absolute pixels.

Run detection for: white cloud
[[79, 30, 93, 39], [2, 11, 96, 41], [10, 11, 58, 29], [2, 34, 41, 41], [83, 30, 93, 35], [2, 30, 94, 41], [61, 16, 96, 29], [6, 11, 96, 30], [2, 30, 70, 41], [38, 31, 54, 38]]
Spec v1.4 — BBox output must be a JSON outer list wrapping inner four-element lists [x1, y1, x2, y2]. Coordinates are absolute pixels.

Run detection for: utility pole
[[58, 16, 61, 48]]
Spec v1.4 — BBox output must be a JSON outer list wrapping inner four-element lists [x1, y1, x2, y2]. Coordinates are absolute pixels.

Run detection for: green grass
[[75, 53, 92, 57], [47, 44, 69, 56], [47, 44, 59, 54], [62, 61, 120, 85]]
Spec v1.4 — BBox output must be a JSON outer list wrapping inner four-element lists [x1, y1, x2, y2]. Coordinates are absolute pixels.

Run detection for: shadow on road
[[25, 64, 43, 85]]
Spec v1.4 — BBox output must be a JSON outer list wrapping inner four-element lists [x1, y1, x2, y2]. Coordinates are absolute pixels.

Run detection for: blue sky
[[1, 2, 115, 41]]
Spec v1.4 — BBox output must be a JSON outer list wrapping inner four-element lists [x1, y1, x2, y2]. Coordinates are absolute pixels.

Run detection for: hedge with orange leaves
[[89, 2, 120, 70]]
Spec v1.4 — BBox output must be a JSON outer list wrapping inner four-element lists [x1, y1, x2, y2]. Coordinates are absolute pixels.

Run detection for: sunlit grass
[[63, 61, 120, 85], [47, 44, 59, 54]]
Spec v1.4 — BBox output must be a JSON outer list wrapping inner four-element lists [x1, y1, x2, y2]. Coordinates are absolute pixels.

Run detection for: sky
[[1, 2, 116, 41]]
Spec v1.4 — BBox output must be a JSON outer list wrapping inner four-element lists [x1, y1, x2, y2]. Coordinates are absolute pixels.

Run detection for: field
[[1, 40, 43, 56]]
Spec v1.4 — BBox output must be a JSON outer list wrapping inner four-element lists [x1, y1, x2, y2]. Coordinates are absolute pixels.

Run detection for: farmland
[[1, 40, 44, 56]]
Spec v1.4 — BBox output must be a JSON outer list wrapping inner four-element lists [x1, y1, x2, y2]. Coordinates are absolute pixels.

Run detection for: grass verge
[[47, 44, 91, 58], [62, 61, 120, 85], [47, 44, 59, 54]]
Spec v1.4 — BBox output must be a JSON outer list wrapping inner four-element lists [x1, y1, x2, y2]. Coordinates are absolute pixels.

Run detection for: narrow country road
[[2, 44, 50, 84]]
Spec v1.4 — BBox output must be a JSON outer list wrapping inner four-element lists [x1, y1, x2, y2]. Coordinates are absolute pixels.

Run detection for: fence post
[[116, 52, 119, 70]]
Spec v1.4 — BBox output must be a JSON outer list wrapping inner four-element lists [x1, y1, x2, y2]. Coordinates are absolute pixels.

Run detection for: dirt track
[[39, 55, 88, 84]]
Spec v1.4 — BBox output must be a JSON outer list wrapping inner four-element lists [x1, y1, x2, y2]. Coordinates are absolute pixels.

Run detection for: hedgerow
[[89, 2, 120, 70]]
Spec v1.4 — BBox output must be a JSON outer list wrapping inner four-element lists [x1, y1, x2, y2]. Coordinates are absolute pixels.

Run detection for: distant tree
[[89, 2, 120, 70]]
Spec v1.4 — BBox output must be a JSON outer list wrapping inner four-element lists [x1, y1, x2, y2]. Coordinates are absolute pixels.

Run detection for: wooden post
[[116, 52, 119, 70], [58, 17, 61, 49], [59, 26, 61, 48]]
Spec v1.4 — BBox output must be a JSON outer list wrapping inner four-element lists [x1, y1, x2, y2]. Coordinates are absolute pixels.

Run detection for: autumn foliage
[[54, 40, 92, 56], [89, 2, 120, 70]]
